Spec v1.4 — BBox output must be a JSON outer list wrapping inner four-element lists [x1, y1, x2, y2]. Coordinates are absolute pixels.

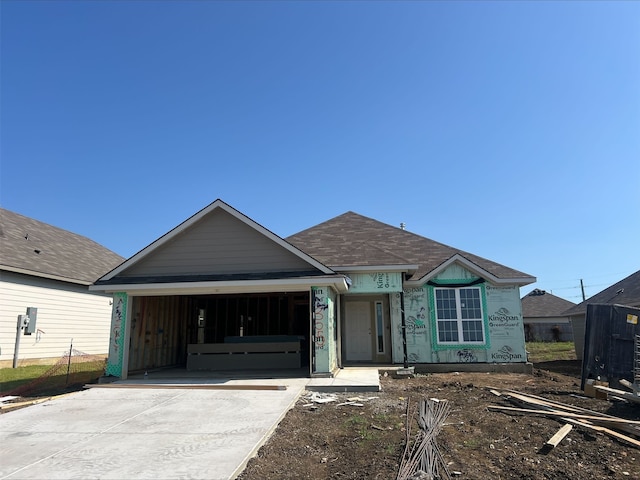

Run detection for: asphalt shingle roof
[[286, 211, 534, 283], [521, 289, 575, 317], [0, 208, 125, 285], [563, 269, 640, 316]]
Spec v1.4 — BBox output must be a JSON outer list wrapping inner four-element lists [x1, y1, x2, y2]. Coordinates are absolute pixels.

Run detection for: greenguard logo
[[491, 345, 524, 362]]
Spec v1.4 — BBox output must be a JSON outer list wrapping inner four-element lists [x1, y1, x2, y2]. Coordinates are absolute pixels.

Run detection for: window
[[435, 287, 485, 344]]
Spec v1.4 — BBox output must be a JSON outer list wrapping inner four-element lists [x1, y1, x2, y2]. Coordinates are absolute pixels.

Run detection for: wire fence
[[3, 348, 106, 398]]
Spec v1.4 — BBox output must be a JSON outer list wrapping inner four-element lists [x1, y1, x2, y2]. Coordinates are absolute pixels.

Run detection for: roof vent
[[400, 222, 406, 230]]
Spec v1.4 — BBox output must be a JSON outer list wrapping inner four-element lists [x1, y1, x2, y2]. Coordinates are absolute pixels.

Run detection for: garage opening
[[127, 293, 311, 375]]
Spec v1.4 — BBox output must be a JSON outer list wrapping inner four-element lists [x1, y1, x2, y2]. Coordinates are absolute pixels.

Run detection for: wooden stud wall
[[128, 296, 195, 373]]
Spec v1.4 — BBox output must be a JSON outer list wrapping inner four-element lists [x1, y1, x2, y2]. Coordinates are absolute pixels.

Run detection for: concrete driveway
[[0, 379, 307, 480]]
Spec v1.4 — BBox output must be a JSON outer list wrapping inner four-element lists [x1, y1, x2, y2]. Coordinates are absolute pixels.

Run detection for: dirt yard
[[238, 361, 640, 480]]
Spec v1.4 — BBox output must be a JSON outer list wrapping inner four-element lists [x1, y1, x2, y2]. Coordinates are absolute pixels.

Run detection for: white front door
[[345, 301, 372, 361]]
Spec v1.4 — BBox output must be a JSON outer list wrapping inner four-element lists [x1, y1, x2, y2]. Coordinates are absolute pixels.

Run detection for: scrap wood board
[[86, 383, 287, 390], [593, 385, 640, 404], [487, 405, 640, 426], [567, 418, 640, 449], [488, 387, 640, 450], [546, 423, 573, 448]]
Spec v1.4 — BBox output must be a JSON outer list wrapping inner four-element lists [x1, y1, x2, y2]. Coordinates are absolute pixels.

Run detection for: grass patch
[[463, 438, 482, 449], [0, 357, 105, 397], [0, 365, 52, 393], [384, 443, 397, 455], [526, 342, 576, 363], [345, 415, 366, 426], [344, 414, 378, 441], [374, 413, 391, 423]]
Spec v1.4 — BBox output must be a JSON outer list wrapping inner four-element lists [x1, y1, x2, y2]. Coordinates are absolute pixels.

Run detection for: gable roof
[[287, 211, 535, 285], [521, 289, 575, 318], [563, 269, 640, 316], [0, 208, 124, 285], [92, 200, 347, 294]]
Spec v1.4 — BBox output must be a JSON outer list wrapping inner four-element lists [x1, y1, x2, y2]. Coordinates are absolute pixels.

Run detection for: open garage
[[124, 293, 312, 375]]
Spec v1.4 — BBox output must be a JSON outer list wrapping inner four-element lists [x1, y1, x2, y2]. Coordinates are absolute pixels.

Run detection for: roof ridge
[[291, 210, 450, 245]]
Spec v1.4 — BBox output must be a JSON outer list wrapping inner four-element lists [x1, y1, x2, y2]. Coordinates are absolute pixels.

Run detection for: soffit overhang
[[330, 264, 419, 274], [90, 275, 350, 296], [1, 264, 92, 286]]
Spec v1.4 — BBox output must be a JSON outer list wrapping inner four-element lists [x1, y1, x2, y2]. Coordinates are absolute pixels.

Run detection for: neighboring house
[[0, 208, 124, 367], [91, 200, 536, 380], [564, 270, 640, 360], [521, 289, 575, 342]]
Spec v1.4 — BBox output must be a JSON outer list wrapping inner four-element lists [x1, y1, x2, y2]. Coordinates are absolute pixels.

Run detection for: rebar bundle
[[397, 398, 452, 480]]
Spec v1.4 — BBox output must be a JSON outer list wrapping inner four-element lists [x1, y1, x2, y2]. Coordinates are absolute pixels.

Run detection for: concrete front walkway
[[0, 369, 380, 480], [307, 367, 381, 392]]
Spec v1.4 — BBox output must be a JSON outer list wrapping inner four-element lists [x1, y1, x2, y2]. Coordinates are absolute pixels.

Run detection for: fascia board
[[89, 276, 350, 296], [98, 199, 334, 282], [330, 264, 419, 273], [403, 276, 536, 288], [407, 254, 536, 287], [1, 265, 92, 286]]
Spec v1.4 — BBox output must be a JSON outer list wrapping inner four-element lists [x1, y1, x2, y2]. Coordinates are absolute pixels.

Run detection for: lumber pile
[[487, 388, 640, 450]]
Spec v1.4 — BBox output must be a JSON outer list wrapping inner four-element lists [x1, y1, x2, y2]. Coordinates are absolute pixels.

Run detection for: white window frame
[[434, 286, 485, 345]]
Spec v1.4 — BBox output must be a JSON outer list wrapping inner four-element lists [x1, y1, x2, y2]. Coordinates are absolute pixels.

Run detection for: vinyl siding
[[0, 271, 112, 365], [524, 316, 574, 342], [122, 208, 313, 277]]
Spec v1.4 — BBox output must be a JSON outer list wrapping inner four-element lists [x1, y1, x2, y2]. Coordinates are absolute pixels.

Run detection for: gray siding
[[123, 209, 314, 277], [523, 314, 574, 342], [524, 318, 574, 342]]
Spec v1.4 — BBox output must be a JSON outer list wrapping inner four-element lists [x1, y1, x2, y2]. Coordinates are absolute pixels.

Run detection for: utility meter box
[[25, 307, 37, 335]]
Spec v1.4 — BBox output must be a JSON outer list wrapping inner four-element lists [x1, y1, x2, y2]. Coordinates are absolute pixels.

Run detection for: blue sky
[[1, 1, 639, 303]]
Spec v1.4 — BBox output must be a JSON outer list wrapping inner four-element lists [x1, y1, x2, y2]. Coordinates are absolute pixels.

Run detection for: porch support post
[[311, 287, 331, 374], [400, 291, 409, 368], [105, 292, 128, 378]]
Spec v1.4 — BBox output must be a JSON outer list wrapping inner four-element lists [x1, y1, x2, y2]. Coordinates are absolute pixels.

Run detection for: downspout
[[400, 291, 409, 369]]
